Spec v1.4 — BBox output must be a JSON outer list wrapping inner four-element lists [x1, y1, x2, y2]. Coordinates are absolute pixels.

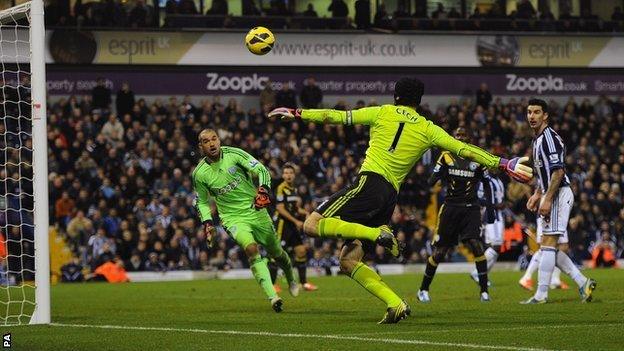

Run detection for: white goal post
[[0, 0, 49, 325]]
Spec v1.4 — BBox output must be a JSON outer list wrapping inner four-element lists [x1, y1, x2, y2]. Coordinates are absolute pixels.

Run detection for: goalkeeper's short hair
[[394, 77, 425, 107]]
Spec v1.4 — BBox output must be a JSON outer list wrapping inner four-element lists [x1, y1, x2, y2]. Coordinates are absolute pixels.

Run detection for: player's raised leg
[[302, 172, 409, 323], [303, 174, 401, 257]]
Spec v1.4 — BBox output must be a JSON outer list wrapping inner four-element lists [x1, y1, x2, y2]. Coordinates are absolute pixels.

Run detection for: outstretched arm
[[427, 122, 500, 168], [269, 106, 381, 126], [427, 122, 532, 182]]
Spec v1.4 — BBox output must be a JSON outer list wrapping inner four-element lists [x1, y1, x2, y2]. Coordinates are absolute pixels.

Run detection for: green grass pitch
[[9, 269, 624, 350]]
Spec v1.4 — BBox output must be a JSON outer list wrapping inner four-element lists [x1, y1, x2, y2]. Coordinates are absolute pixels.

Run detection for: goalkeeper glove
[[267, 107, 302, 121], [254, 186, 272, 210], [499, 156, 533, 183], [203, 220, 216, 248]]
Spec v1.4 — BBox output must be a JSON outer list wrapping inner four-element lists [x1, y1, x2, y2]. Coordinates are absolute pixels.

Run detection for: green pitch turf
[[9, 269, 624, 351]]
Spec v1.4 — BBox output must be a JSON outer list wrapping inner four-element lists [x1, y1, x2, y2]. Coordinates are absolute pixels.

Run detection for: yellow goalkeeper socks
[[318, 217, 379, 242], [250, 256, 277, 299], [350, 262, 402, 308]]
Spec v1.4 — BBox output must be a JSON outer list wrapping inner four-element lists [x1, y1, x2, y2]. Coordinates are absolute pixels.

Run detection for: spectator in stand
[[448, 7, 461, 19], [127, 253, 144, 271], [91, 78, 112, 112], [328, 0, 348, 18], [516, 0, 536, 19], [580, 8, 598, 21], [613, 7, 624, 21], [242, 0, 261, 16], [55, 191, 75, 229], [394, 3, 410, 18], [540, 6, 555, 20], [116, 82, 135, 117], [476, 83, 492, 108], [275, 82, 297, 109], [266, 0, 290, 16], [101, 114, 124, 145], [61, 257, 84, 282], [432, 3, 447, 19], [128, 0, 149, 27], [413, 5, 428, 18], [66, 210, 93, 249], [209, 250, 226, 270], [300, 77, 323, 109], [259, 81, 276, 111], [487, 3, 505, 18], [303, 3, 318, 17], [165, 0, 178, 14], [373, 4, 392, 29], [354, 0, 371, 29], [225, 249, 244, 269], [590, 232, 618, 268], [145, 252, 167, 271], [206, 0, 228, 15], [309, 250, 332, 276], [469, 7, 482, 19], [178, 0, 198, 14]]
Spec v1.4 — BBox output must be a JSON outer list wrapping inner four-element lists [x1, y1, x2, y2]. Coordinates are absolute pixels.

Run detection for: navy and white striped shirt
[[532, 127, 570, 192], [479, 174, 505, 223]]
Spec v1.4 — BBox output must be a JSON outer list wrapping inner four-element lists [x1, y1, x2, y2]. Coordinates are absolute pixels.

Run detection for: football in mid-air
[[245, 26, 275, 55]]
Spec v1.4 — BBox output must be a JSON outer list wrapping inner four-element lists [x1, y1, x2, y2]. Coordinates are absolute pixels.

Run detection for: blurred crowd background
[[41, 0, 624, 32], [29, 76, 622, 279]]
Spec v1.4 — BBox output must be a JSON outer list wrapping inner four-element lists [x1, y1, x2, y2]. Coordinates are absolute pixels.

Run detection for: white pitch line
[[48, 322, 566, 351], [343, 322, 624, 337]]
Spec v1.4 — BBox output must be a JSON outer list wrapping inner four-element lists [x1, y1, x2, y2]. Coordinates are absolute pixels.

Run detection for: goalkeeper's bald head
[[198, 129, 221, 159], [198, 128, 217, 143]]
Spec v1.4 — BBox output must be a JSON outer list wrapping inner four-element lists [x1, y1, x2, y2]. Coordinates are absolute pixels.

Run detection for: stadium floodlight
[[0, 0, 49, 325]]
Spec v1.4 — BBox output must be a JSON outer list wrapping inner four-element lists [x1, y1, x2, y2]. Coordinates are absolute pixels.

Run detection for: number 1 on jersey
[[388, 122, 405, 152]]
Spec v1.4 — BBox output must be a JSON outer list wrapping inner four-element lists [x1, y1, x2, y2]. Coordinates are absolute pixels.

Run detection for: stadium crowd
[[37, 77, 624, 278], [42, 0, 624, 32]]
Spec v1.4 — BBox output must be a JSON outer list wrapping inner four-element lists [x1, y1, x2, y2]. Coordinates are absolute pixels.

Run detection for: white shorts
[[483, 218, 504, 246], [537, 186, 573, 245]]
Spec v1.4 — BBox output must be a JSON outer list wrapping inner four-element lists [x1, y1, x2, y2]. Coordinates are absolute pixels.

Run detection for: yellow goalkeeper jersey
[[300, 105, 501, 191]]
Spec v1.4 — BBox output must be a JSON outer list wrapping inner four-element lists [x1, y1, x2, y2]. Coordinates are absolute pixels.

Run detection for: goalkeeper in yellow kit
[[268, 77, 532, 323]]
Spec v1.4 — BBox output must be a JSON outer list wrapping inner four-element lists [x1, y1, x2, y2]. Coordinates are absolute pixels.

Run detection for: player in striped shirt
[[470, 171, 505, 285], [520, 99, 596, 304]]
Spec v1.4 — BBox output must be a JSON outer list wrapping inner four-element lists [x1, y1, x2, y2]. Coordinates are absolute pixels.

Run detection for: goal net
[[0, 0, 49, 325]]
